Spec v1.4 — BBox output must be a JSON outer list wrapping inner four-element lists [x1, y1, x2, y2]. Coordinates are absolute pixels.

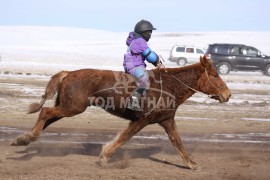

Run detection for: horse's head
[[197, 56, 231, 103]]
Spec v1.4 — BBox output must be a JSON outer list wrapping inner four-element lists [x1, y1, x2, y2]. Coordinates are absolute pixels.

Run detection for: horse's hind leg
[[99, 118, 149, 166], [11, 100, 88, 146], [159, 119, 196, 170], [11, 107, 66, 146]]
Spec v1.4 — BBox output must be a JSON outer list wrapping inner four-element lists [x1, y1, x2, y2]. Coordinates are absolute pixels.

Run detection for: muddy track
[[0, 72, 270, 179]]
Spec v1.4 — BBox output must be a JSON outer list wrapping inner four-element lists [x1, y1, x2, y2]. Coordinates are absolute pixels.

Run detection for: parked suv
[[168, 45, 205, 66], [205, 43, 270, 76]]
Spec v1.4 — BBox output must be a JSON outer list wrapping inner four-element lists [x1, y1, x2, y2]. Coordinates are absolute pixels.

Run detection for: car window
[[257, 51, 263, 56], [246, 48, 258, 57], [186, 48, 194, 53], [238, 47, 257, 57], [229, 46, 244, 55], [208, 45, 218, 53], [196, 49, 204, 54], [176, 47, 185, 52], [217, 45, 230, 54], [239, 47, 248, 56], [229, 47, 235, 54], [231, 46, 240, 55]]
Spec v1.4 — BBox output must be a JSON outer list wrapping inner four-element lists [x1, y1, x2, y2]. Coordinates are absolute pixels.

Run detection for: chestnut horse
[[11, 56, 231, 169]]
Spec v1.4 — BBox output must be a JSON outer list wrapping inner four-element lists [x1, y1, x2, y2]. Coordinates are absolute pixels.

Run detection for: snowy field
[[0, 26, 270, 109], [0, 26, 270, 73], [0, 25, 269, 117]]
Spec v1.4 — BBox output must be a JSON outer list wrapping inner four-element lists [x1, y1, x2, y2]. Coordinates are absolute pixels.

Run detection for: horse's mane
[[160, 62, 201, 75]]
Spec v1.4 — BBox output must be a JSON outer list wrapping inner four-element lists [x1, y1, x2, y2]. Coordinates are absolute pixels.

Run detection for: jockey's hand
[[156, 62, 165, 70]]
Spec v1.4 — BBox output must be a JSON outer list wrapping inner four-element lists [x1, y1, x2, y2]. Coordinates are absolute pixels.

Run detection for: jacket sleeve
[[142, 47, 160, 66], [130, 39, 159, 66]]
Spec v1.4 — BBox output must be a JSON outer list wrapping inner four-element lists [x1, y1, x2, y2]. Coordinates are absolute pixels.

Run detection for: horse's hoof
[[10, 136, 30, 146], [97, 158, 108, 167], [187, 160, 197, 170], [10, 133, 34, 146]]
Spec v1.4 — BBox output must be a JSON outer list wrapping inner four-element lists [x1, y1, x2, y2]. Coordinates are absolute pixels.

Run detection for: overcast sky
[[1, 0, 269, 32]]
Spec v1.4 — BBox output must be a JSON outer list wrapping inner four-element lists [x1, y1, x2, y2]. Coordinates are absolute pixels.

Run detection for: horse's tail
[[28, 71, 70, 114]]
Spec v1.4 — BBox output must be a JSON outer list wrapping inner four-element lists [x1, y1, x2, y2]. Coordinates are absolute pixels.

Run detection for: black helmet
[[134, 20, 156, 33]]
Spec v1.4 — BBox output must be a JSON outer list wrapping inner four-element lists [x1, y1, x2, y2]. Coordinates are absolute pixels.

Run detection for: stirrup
[[127, 96, 143, 111]]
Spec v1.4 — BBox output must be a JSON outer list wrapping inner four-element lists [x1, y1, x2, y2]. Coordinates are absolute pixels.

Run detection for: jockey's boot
[[127, 91, 143, 111]]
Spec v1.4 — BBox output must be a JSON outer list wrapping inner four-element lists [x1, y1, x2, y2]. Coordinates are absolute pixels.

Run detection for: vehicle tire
[[264, 64, 270, 76], [177, 58, 186, 66], [217, 62, 231, 75]]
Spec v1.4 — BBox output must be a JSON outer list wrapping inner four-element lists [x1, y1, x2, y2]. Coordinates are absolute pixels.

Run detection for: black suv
[[205, 43, 270, 76]]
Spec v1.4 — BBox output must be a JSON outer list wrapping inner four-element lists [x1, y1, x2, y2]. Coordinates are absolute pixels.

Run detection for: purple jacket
[[123, 32, 148, 72]]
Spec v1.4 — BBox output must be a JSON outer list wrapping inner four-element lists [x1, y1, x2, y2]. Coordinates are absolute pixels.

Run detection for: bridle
[[203, 68, 223, 99], [164, 68, 223, 100], [89, 65, 224, 118], [144, 67, 222, 117]]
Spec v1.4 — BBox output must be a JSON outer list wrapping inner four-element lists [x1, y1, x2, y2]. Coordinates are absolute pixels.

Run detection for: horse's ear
[[200, 55, 218, 75], [200, 55, 211, 69]]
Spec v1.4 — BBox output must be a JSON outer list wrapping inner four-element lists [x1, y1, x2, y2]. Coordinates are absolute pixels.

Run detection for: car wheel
[[217, 62, 231, 75], [177, 58, 186, 66], [264, 64, 270, 76]]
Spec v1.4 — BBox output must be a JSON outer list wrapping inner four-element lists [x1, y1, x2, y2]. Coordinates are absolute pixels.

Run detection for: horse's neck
[[166, 63, 203, 86], [164, 64, 204, 105]]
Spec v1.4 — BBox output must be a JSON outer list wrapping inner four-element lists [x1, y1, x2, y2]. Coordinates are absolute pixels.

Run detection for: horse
[[11, 56, 231, 169]]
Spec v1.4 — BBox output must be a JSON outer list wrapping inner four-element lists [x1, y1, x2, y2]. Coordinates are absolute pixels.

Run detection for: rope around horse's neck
[[89, 68, 214, 118], [165, 70, 200, 93], [144, 68, 216, 117], [165, 69, 217, 100], [144, 69, 163, 117], [145, 68, 206, 118]]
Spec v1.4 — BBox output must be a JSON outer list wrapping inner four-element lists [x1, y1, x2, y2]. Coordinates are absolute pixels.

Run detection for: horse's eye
[[213, 75, 219, 80]]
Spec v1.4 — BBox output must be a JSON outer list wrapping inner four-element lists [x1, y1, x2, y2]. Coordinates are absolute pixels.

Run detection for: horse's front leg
[[99, 118, 148, 166], [159, 119, 196, 169]]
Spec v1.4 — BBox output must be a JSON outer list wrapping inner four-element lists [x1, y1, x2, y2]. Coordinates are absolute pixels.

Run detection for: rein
[[145, 67, 207, 118], [165, 70, 200, 94], [89, 66, 222, 118], [144, 56, 223, 115], [144, 68, 163, 117], [165, 68, 221, 99], [203, 68, 223, 99]]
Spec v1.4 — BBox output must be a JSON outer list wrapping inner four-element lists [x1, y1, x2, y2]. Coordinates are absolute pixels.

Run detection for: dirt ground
[[0, 72, 270, 180]]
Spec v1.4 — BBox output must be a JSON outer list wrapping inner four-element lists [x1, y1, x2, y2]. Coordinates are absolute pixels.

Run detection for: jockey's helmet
[[134, 20, 156, 33]]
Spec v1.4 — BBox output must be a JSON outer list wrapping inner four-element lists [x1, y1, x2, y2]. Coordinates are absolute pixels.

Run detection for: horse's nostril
[[225, 94, 231, 102]]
